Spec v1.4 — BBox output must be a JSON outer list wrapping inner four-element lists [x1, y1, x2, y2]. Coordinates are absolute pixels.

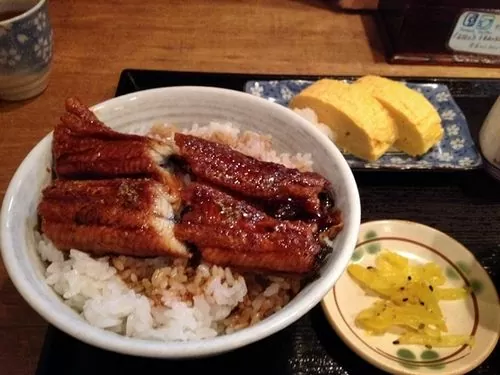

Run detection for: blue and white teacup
[[0, 0, 53, 101]]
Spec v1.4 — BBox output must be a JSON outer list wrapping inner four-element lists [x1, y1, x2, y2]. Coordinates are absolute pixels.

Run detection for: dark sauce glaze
[[174, 133, 329, 215], [249, 189, 343, 275], [166, 136, 342, 278], [256, 189, 339, 229]]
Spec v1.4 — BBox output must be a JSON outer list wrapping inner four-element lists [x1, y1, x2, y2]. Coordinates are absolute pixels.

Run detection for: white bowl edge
[[0, 86, 361, 358]]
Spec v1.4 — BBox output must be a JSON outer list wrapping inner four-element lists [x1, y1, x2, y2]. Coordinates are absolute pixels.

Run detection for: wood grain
[[0, 0, 499, 373], [338, 0, 379, 9]]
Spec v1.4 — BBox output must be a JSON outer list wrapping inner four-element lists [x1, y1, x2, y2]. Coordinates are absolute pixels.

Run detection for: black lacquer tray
[[35, 70, 500, 375]]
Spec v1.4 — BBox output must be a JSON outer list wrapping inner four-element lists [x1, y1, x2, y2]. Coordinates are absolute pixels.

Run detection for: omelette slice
[[289, 79, 397, 162], [353, 75, 444, 156]]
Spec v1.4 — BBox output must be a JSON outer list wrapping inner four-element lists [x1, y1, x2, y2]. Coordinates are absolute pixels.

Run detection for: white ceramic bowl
[[1, 86, 361, 358]]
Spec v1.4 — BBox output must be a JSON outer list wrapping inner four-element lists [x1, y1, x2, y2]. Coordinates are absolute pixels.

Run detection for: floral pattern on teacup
[[0, 1, 52, 74]]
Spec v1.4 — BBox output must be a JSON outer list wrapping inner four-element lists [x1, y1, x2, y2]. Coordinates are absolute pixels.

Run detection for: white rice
[[38, 234, 248, 340], [36, 122, 306, 342], [293, 107, 337, 142]]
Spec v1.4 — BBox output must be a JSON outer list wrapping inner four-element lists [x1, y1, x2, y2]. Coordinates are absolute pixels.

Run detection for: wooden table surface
[[1, 1, 499, 374]]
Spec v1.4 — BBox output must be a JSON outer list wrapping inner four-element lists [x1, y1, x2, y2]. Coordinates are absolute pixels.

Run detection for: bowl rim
[[0, 0, 46, 26], [1, 86, 361, 358]]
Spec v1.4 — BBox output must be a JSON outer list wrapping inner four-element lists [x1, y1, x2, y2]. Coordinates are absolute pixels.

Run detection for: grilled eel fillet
[[38, 179, 189, 258], [174, 133, 331, 215], [53, 98, 181, 203], [174, 183, 323, 274]]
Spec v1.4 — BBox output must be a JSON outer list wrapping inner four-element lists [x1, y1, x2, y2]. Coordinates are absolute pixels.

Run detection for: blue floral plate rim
[[244, 79, 483, 171]]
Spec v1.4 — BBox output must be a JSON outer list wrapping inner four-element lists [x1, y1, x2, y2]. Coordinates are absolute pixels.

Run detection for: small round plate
[[321, 220, 500, 375]]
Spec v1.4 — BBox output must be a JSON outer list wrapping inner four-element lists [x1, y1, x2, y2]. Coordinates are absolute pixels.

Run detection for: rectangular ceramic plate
[[244, 80, 482, 170]]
